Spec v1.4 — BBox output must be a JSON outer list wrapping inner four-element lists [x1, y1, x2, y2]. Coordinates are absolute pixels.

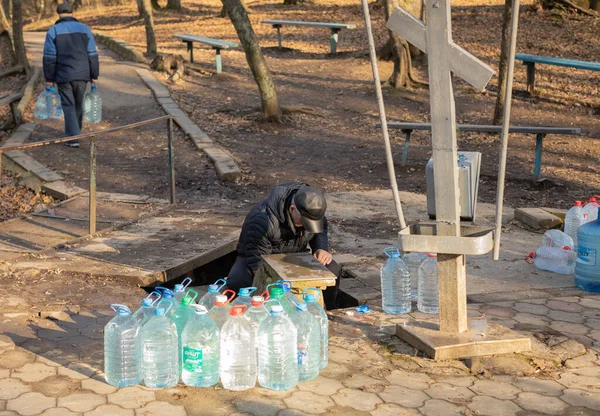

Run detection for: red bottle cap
[[574, 201, 583, 206], [230, 305, 247, 316]]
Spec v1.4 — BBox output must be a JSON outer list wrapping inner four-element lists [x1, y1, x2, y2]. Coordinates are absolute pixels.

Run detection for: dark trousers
[[57, 81, 88, 137], [227, 255, 342, 310]]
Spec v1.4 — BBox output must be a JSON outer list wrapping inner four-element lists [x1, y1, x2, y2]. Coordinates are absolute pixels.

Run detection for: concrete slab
[[42, 181, 87, 201], [202, 146, 242, 181], [515, 207, 562, 230]]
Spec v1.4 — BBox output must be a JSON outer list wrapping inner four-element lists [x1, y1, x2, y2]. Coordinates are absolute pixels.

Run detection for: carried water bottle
[[173, 277, 193, 304], [181, 305, 220, 387], [83, 84, 102, 123], [220, 305, 257, 391], [402, 252, 427, 301], [258, 302, 299, 390], [132, 291, 161, 326], [171, 290, 199, 375], [155, 287, 179, 317], [418, 253, 439, 314], [302, 288, 328, 370], [575, 207, 600, 292], [267, 283, 296, 316], [231, 287, 257, 307], [34, 88, 49, 120], [208, 289, 235, 329], [526, 246, 576, 275], [104, 304, 142, 387], [565, 201, 584, 250], [289, 301, 320, 382], [245, 295, 269, 340], [542, 229, 574, 250], [197, 278, 227, 311], [141, 300, 179, 388], [380, 247, 411, 314], [48, 87, 62, 119], [582, 197, 599, 224]]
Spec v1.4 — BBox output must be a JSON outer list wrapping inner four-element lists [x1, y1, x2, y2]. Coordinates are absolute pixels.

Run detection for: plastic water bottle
[[380, 247, 411, 314], [258, 302, 299, 390], [582, 197, 599, 224], [155, 287, 179, 317], [289, 302, 320, 382], [418, 253, 439, 314], [277, 280, 299, 305], [173, 277, 193, 304], [83, 84, 102, 123], [231, 287, 257, 307], [47, 87, 62, 119], [208, 289, 235, 329], [181, 305, 220, 387], [197, 278, 227, 311], [132, 291, 161, 326], [34, 88, 49, 120], [402, 252, 427, 301], [542, 230, 574, 250], [220, 305, 257, 391], [527, 246, 576, 275], [267, 283, 296, 316], [171, 289, 199, 375], [575, 207, 600, 292], [302, 288, 328, 370], [245, 295, 269, 341], [565, 201, 584, 250], [141, 300, 179, 388], [104, 304, 142, 387]]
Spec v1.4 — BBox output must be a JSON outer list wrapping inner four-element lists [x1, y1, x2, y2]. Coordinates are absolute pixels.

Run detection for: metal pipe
[[89, 136, 97, 235], [493, 0, 521, 260], [167, 117, 176, 204], [360, 0, 407, 230]]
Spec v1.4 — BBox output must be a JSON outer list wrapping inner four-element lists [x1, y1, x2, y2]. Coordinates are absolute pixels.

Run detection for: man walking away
[[43, 2, 99, 148]]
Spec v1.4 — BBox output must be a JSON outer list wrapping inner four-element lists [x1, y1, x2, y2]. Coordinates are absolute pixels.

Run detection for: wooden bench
[[515, 54, 600, 95], [385, 122, 582, 179], [172, 34, 239, 74], [0, 93, 23, 127], [261, 20, 356, 54]]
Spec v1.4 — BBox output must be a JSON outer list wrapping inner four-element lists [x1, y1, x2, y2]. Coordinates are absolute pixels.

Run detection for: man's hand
[[46, 82, 53, 88], [91, 79, 97, 85], [314, 249, 332, 266]]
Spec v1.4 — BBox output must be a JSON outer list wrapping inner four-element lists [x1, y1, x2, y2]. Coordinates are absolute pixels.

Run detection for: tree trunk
[[493, 0, 512, 125], [12, 0, 28, 72], [151, 0, 160, 9], [0, 0, 10, 33], [590, 0, 598, 11], [383, 0, 411, 89], [220, 0, 248, 18], [135, 0, 143, 16], [1, 0, 8, 18], [140, 0, 157, 56], [166, 0, 180, 9], [221, 0, 282, 122], [0, 31, 15, 66], [283, 0, 304, 4]]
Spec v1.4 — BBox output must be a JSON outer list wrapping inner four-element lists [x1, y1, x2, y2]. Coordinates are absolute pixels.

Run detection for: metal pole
[[167, 118, 176, 204], [360, 0, 407, 230], [89, 136, 97, 234], [493, 0, 521, 260]]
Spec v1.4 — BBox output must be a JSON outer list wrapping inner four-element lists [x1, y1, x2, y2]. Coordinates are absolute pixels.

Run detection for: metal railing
[[0, 115, 181, 234]]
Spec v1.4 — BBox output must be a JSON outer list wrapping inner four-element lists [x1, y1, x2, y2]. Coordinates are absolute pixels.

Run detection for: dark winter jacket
[[236, 182, 329, 274], [43, 17, 99, 83]]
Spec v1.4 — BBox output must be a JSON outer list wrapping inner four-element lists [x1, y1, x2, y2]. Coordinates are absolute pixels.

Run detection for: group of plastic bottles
[[34, 86, 63, 120], [104, 278, 329, 391], [380, 247, 438, 315]]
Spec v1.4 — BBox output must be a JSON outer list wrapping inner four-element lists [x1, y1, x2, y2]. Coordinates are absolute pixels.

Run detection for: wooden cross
[[387, 2, 495, 334]]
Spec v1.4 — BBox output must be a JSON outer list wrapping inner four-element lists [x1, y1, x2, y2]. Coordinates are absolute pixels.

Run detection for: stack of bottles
[[526, 229, 576, 275], [103, 278, 329, 391], [34, 86, 63, 120]]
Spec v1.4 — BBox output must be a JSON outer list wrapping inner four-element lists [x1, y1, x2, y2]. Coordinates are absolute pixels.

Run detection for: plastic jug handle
[[156, 299, 173, 315], [110, 304, 131, 314], [263, 299, 282, 313], [222, 289, 236, 304], [154, 286, 174, 296], [525, 253, 535, 264], [180, 277, 193, 290], [145, 291, 162, 306], [260, 289, 270, 300], [383, 246, 400, 258], [183, 289, 199, 303], [276, 280, 292, 290], [214, 278, 227, 291], [302, 287, 321, 301]]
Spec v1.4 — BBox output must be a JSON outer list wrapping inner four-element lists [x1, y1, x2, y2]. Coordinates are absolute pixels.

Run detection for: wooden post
[[89, 136, 97, 235]]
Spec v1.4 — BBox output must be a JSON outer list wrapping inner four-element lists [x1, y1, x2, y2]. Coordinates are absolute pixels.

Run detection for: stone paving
[[1, 292, 600, 415]]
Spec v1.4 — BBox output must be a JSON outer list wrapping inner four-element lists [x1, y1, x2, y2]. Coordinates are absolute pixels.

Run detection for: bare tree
[[135, 0, 144, 16], [219, 0, 247, 18], [12, 0, 29, 72], [493, 0, 512, 125], [151, 0, 160, 9], [221, 0, 282, 122], [141, 0, 157, 56], [0, 0, 9, 30], [166, 0, 180, 9], [380, 0, 415, 88], [590, 0, 598, 11]]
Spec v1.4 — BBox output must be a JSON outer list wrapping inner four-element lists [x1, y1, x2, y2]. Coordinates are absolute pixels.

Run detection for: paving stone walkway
[[1, 290, 599, 416]]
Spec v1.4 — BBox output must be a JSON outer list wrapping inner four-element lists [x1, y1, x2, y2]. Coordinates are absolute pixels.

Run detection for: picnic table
[[0, 93, 23, 127], [172, 34, 239, 74], [261, 20, 356, 54]]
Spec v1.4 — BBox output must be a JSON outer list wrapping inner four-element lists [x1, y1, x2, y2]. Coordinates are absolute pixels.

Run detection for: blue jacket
[[43, 17, 99, 83]]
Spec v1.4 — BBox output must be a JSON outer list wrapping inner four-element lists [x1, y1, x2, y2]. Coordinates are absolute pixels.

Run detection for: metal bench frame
[[386, 122, 581, 179], [261, 20, 356, 54], [0, 93, 24, 126], [172, 34, 239, 74]]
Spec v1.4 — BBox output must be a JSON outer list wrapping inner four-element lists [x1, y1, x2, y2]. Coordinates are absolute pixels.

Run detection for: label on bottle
[[298, 344, 308, 366], [577, 247, 596, 266], [182, 347, 203, 372]]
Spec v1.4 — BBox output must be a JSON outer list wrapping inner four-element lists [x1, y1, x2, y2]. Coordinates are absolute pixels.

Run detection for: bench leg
[[274, 25, 282, 48], [534, 133, 545, 179], [330, 29, 340, 54], [401, 130, 412, 166], [214, 48, 222, 74], [186, 41, 194, 63], [526, 62, 535, 95]]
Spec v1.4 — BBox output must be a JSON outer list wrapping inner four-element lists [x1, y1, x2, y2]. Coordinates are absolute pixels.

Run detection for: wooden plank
[[385, 8, 427, 52], [385, 122, 581, 135], [515, 53, 600, 71], [172, 34, 238, 49], [261, 20, 356, 30]]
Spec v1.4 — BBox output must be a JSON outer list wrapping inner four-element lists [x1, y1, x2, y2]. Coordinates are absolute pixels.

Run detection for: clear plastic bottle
[[258, 303, 299, 390], [267, 283, 296, 316], [154, 287, 179, 316], [47, 87, 63, 119], [380, 247, 411, 314], [528, 246, 576, 275], [104, 304, 142, 387], [208, 289, 235, 329], [418, 253, 439, 314], [245, 295, 269, 341], [34, 88, 49, 120], [231, 287, 257, 307], [181, 305, 220, 387], [197, 278, 227, 311], [565, 201, 584, 250], [575, 207, 600, 292], [132, 291, 161, 326], [83, 84, 102, 123], [401, 252, 427, 301], [173, 277, 193, 305], [141, 300, 179, 388], [289, 302, 320, 382], [302, 288, 328, 370], [542, 229, 574, 250], [277, 280, 299, 305], [582, 197, 599, 224], [171, 290, 199, 375], [220, 305, 256, 391]]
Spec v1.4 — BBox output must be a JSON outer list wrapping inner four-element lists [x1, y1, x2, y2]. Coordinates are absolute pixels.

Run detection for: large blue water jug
[[575, 207, 600, 292], [104, 304, 142, 387], [84, 84, 102, 123]]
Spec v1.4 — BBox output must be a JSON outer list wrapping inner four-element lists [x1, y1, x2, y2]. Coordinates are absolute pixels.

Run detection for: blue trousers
[[57, 81, 88, 137]]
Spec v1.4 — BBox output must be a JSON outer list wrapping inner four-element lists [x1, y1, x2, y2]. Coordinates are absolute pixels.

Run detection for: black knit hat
[[57, 2, 73, 14], [293, 186, 327, 233]]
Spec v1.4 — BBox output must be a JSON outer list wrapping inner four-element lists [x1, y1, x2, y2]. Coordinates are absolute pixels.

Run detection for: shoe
[[64, 140, 80, 148]]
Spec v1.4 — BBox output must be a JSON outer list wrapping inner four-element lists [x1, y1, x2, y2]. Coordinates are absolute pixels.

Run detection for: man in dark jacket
[[43, 2, 99, 148], [228, 182, 341, 309]]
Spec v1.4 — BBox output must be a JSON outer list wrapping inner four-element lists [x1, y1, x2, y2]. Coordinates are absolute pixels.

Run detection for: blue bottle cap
[[238, 287, 257, 297], [296, 302, 308, 312], [208, 278, 227, 293], [304, 293, 317, 303], [384, 246, 400, 258], [174, 277, 193, 293]]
